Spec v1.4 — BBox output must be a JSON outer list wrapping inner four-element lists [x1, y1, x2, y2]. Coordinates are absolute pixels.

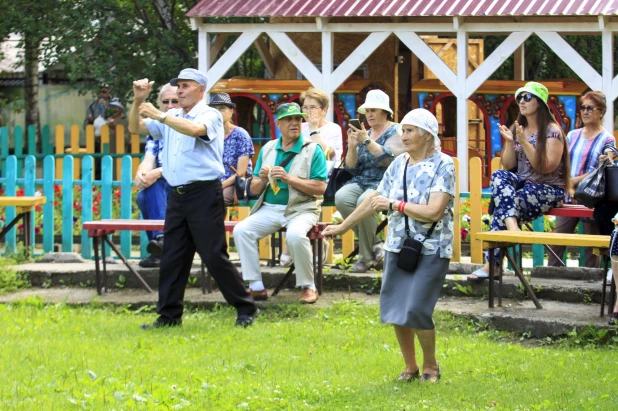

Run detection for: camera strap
[[402, 156, 440, 240]]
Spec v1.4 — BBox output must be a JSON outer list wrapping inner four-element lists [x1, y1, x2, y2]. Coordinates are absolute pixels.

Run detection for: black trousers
[[156, 179, 256, 321], [593, 200, 618, 236]]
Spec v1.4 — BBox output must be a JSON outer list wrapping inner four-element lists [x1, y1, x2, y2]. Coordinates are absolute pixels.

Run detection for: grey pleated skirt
[[380, 250, 449, 330]]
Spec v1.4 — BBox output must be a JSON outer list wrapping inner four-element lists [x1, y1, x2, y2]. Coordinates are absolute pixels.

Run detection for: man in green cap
[[233, 102, 328, 304]]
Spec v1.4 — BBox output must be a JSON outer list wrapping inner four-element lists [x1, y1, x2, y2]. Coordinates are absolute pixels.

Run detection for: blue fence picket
[[62, 156, 74, 252], [81, 156, 94, 259], [120, 156, 133, 257], [42, 126, 51, 157], [43, 156, 55, 253], [0, 128, 8, 175], [27, 126, 36, 156], [24, 156, 36, 255], [4, 156, 17, 253], [101, 155, 113, 256], [14, 126, 23, 177]]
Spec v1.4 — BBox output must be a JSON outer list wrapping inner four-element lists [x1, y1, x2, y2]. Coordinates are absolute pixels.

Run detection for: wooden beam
[[513, 44, 525, 81], [602, 30, 614, 131], [457, 30, 469, 192], [267, 32, 322, 88], [466, 32, 531, 98], [205, 31, 261, 93], [209, 34, 229, 66], [395, 31, 457, 94], [536, 31, 602, 91], [330, 32, 391, 92], [254, 36, 275, 78], [198, 30, 208, 102], [322, 31, 334, 122], [453, 17, 465, 31], [316, 17, 330, 30]]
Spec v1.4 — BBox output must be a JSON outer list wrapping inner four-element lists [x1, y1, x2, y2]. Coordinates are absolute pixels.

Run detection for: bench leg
[[488, 249, 495, 308], [22, 212, 31, 259], [601, 254, 609, 317], [92, 236, 102, 295], [504, 251, 542, 309], [101, 237, 108, 293], [498, 248, 504, 307], [103, 236, 154, 293], [317, 237, 323, 295], [272, 264, 295, 297]]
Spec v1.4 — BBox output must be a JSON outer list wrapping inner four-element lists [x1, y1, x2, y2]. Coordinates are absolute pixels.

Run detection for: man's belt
[[171, 180, 212, 195]]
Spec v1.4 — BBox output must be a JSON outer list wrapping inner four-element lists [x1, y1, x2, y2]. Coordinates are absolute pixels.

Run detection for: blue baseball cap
[[170, 68, 207, 87]]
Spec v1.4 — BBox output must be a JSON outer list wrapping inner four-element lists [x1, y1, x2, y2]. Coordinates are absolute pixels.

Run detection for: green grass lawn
[[0, 299, 617, 410]]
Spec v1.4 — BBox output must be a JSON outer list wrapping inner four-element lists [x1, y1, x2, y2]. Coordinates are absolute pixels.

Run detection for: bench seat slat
[[476, 231, 610, 248]]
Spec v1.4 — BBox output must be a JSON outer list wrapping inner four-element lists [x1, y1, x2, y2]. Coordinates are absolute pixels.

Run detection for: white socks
[[249, 281, 265, 291]]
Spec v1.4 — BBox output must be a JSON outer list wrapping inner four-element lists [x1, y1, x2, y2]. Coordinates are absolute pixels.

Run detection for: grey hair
[[158, 83, 177, 101]]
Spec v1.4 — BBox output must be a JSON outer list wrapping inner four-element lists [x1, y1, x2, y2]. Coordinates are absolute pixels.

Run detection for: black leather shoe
[[138, 255, 161, 268], [147, 236, 164, 257], [140, 319, 181, 329], [235, 309, 260, 327]]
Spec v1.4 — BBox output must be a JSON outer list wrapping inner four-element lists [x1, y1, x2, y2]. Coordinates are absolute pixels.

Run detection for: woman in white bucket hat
[[335, 89, 404, 273], [324, 108, 455, 383]]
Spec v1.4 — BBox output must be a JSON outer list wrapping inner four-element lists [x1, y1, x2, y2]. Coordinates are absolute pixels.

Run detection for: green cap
[[514, 81, 549, 108], [276, 103, 307, 120]]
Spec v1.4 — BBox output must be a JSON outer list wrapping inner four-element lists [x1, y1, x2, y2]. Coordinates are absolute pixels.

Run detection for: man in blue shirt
[[233, 103, 328, 304], [128, 68, 258, 328]]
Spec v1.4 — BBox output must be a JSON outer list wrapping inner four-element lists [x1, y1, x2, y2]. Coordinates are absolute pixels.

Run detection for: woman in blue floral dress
[[210, 93, 255, 206], [468, 82, 571, 280]]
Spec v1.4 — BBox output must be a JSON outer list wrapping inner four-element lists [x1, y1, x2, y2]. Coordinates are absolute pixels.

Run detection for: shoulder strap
[[278, 142, 311, 168], [402, 156, 440, 240]]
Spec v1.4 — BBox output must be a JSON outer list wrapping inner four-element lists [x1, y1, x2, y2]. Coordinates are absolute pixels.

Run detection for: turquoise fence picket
[[101, 155, 113, 257], [120, 156, 133, 257], [24, 156, 36, 255], [62, 156, 74, 252], [42, 126, 51, 157], [27, 126, 36, 155], [4, 156, 17, 253], [81, 156, 93, 259], [14, 126, 23, 177], [43, 155, 55, 253], [532, 217, 544, 266]]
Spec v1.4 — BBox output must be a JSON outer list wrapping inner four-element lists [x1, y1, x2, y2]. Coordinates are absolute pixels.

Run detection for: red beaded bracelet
[[398, 201, 406, 213]]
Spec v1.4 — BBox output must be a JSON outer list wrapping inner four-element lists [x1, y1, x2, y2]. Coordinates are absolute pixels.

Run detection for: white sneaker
[[280, 254, 293, 267]]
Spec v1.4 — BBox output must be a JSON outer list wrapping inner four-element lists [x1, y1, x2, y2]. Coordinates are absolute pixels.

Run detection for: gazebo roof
[[188, 0, 618, 18]]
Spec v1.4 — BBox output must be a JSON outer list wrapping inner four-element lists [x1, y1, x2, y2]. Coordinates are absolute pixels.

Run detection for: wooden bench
[[475, 231, 611, 315], [0, 196, 47, 258], [83, 219, 327, 297], [547, 204, 593, 218]]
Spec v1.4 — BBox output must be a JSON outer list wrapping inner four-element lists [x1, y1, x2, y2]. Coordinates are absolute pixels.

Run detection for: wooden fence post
[[43, 155, 55, 253], [81, 156, 94, 259], [62, 156, 74, 252]]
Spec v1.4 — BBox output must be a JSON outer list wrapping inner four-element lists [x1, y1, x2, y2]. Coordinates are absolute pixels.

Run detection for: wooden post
[[55, 125, 64, 180], [321, 206, 334, 264], [469, 157, 483, 264], [452, 158, 461, 263], [70, 125, 80, 179], [456, 30, 469, 192]]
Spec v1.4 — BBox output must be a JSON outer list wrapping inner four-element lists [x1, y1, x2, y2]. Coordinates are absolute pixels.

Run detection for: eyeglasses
[[162, 99, 179, 104], [516, 93, 534, 103], [301, 105, 321, 111], [580, 105, 601, 113]]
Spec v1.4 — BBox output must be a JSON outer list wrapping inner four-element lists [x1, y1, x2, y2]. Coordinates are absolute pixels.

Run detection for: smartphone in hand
[[348, 119, 361, 129]]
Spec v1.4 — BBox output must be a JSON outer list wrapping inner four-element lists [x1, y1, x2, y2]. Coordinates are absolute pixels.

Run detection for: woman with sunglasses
[[468, 81, 571, 281], [210, 92, 255, 206], [547, 91, 615, 269]]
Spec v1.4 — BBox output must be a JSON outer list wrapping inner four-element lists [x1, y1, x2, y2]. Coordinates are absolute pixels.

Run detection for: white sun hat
[[398, 108, 441, 151], [357, 89, 393, 116]]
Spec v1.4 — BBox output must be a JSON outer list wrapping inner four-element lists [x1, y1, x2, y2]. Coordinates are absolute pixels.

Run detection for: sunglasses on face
[[516, 93, 534, 103], [162, 99, 179, 104], [580, 105, 601, 113]]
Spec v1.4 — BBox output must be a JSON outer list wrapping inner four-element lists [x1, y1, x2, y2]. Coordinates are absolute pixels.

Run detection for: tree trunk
[[24, 32, 41, 152]]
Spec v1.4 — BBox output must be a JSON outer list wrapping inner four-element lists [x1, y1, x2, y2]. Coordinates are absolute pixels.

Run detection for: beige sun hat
[[357, 90, 393, 116]]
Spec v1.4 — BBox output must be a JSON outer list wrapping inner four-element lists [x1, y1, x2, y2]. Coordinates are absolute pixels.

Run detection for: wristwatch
[[159, 112, 168, 123], [389, 199, 396, 211], [363, 138, 371, 146]]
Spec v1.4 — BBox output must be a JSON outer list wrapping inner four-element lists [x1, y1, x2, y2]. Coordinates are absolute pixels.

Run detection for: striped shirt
[[567, 128, 615, 177]]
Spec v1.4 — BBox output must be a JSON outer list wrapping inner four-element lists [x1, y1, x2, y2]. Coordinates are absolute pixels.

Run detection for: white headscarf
[[397, 108, 441, 152]]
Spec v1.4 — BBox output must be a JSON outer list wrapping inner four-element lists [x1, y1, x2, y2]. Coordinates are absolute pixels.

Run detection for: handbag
[[603, 144, 618, 203], [573, 161, 607, 208], [397, 157, 440, 273], [235, 142, 310, 204], [324, 146, 353, 202]]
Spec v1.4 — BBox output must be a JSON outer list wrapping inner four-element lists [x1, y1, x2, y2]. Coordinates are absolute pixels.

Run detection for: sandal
[[373, 242, 384, 264], [609, 312, 618, 326], [397, 370, 420, 382], [351, 261, 373, 273], [467, 268, 500, 282], [420, 365, 441, 383]]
